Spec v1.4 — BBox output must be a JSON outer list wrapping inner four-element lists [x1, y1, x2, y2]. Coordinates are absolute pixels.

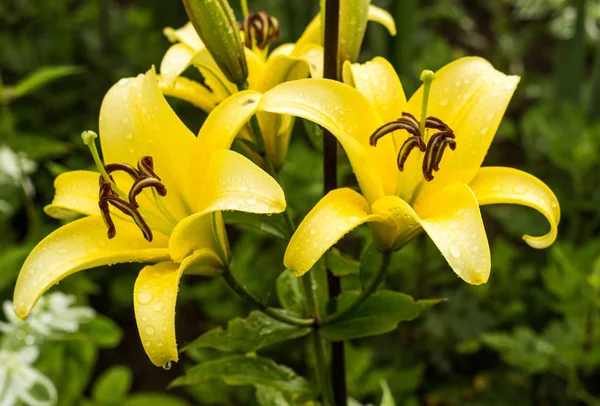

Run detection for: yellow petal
[[260, 79, 390, 202], [342, 57, 406, 124], [370, 195, 421, 251], [412, 183, 491, 285], [269, 43, 296, 58], [191, 49, 238, 99], [197, 90, 262, 153], [284, 188, 375, 276], [14, 216, 170, 319], [99, 68, 197, 219], [159, 43, 196, 86], [180, 248, 224, 276], [169, 212, 225, 264], [367, 5, 397, 36], [404, 57, 520, 201], [257, 54, 310, 93], [202, 150, 286, 214], [158, 75, 219, 113], [44, 170, 100, 220], [245, 48, 267, 91], [134, 261, 183, 367], [469, 167, 560, 249], [164, 23, 204, 50]]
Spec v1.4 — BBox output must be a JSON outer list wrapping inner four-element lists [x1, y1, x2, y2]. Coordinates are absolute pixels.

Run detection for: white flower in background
[[0, 346, 57, 406], [0, 292, 95, 340], [0, 146, 36, 186]]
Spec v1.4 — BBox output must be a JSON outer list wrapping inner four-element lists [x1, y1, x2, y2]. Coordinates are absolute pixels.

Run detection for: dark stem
[[321, 251, 392, 325], [322, 0, 345, 405]]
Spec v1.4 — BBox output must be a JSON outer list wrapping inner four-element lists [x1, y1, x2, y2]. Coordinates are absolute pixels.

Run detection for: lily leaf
[[325, 248, 360, 276], [320, 290, 422, 341], [170, 355, 313, 396], [276, 269, 307, 315], [92, 366, 132, 404], [379, 380, 396, 406], [223, 211, 291, 240], [7, 66, 83, 101], [183, 310, 311, 353]]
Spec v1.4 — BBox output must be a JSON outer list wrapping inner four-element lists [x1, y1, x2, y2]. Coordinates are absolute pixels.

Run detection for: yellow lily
[[258, 56, 560, 284], [158, 6, 396, 169], [13, 68, 285, 367]]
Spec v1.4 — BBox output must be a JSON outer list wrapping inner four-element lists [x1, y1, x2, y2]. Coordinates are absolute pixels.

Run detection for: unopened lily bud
[[338, 0, 370, 66], [181, 0, 248, 86]]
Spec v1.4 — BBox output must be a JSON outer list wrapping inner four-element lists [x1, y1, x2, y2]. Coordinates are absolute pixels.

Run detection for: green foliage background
[[1, 0, 600, 404]]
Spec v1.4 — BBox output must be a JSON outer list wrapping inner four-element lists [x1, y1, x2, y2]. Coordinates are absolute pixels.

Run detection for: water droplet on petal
[[153, 301, 165, 312], [163, 361, 172, 370], [513, 185, 526, 194], [309, 228, 317, 235], [57, 248, 69, 254], [491, 184, 501, 192], [449, 244, 461, 258], [246, 197, 257, 205], [145, 325, 155, 335], [440, 98, 449, 106], [138, 291, 154, 304]]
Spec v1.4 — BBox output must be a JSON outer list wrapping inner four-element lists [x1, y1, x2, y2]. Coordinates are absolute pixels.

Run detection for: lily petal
[[260, 79, 390, 202], [14, 216, 170, 319], [202, 150, 286, 214], [160, 43, 196, 86], [169, 212, 225, 264], [342, 57, 406, 124], [158, 75, 218, 113], [99, 68, 197, 219], [412, 183, 491, 284], [404, 57, 520, 201], [44, 170, 100, 219], [284, 188, 375, 276], [469, 167, 560, 249], [367, 5, 397, 36], [180, 248, 224, 276], [134, 261, 183, 367], [164, 23, 204, 50]]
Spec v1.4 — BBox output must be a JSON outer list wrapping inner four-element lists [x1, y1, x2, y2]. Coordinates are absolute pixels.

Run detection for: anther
[[238, 11, 280, 50], [129, 177, 167, 209], [366, 69, 458, 181]]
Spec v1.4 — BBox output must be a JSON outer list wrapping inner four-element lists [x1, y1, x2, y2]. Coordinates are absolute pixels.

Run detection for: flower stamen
[[366, 69, 457, 182], [81, 131, 168, 241], [238, 11, 280, 50]]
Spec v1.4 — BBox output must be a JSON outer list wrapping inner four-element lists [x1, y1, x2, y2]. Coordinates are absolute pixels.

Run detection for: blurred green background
[[2, 0, 600, 404]]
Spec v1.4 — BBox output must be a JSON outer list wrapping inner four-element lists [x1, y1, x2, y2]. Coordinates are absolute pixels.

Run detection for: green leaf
[[183, 310, 311, 353], [276, 269, 307, 315], [123, 394, 190, 406], [302, 119, 323, 151], [19, 135, 71, 161], [325, 248, 360, 276], [255, 385, 293, 406], [0, 244, 31, 291], [92, 365, 132, 404], [223, 211, 291, 240], [170, 355, 313, 396], [379, 381, 396, 406], [416, 298, 446, 312], [79, 314, 123, 349], [9, 66, 83, 100], [320, 291, 422, 341]]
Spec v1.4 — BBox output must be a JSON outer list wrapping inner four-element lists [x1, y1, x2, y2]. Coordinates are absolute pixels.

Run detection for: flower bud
[[181, 0, 248, 86], [338, 0, 370, 65]]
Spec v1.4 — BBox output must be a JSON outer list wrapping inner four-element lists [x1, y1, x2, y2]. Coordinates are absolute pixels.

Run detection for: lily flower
[[13, 68, 286, 367], [258, 57, 560, 284], [158, 6, 396, 169]]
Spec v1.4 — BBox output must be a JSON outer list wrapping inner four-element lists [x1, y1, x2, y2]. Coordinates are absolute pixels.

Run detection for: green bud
[[181, 0, 248, 87], [338, 0, 370, 65]]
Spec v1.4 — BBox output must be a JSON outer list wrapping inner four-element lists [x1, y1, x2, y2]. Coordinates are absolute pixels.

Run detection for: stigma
[[238, 11, 280, 50]]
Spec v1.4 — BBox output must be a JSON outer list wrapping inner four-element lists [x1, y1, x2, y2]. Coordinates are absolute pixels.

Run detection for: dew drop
[[450, 244, 461, 258], [440, 98, 449, 106], [138, 291, 154, 304], [122, 117, 129, 124], [246, 197, 257, 205], [145, 325, 155, 335], [156, 340, 163, 347], [125, 133, 133, 139], [309, 228, 317, 235], [491, 184, 501, 192], [153, 301, 165, 312], [57, 248, 69, 255], [163, 361, 172, 371], [513, 185, 526, 194]]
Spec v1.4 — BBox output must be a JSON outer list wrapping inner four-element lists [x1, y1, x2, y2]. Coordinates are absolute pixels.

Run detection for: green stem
[[222, 266, 314, 327], [240, 0, 249, 18], [321, 251, 392, 325], [302, 271, 334, 405]]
